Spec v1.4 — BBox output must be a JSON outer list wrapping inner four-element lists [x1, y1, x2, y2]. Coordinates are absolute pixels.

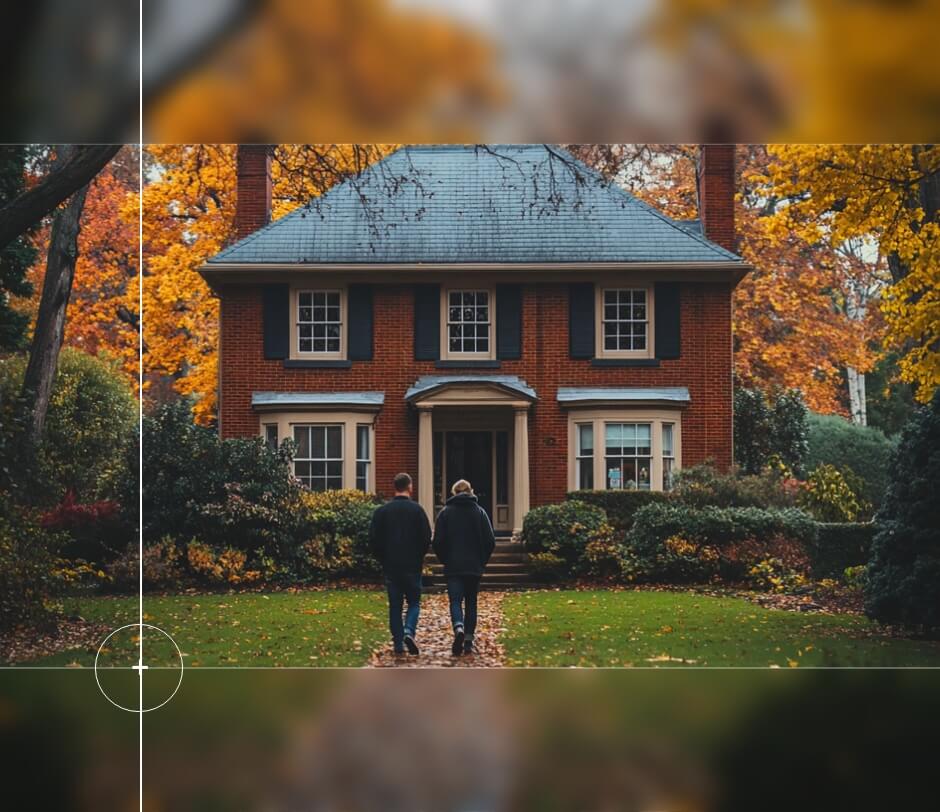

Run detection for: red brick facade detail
[[697, 145, 736, 253], [235, 146, 273, 240], [218, 282, 734, 504]]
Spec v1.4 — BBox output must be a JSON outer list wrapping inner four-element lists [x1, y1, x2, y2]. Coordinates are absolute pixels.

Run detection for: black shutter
[[496, 284, 522, 360], [655, 282, 681, 359], [568, 283, 595, 359], [413, 284, 440, 360], [262, 284, 290, 360], [347, 284, 373, 361]]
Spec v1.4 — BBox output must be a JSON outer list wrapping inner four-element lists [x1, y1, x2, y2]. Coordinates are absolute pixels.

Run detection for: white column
[[512, 406, 530, 534], [417, 406, 434, 523]]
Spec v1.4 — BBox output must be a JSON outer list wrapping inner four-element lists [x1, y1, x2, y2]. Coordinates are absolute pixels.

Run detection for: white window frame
[[662, 422, 676, 491], [292, 424, 344, 491], [258, 411, 377, 492], [291, 287, 347, 360], [263, 423, 279, 449], [355, 423, 373, 492], [575, 422, 595, 490], [596, 285, 654, 359], [567, 409, 681, 492], [441, 287, 496, 360]]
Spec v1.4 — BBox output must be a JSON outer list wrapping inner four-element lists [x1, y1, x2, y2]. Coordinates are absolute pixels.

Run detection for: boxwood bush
[[566, 490, 668, 530], [521, 501, 611, 578]]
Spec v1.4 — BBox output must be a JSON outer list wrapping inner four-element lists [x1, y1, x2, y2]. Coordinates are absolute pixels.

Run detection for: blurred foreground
[[1, 668, 938, 810]]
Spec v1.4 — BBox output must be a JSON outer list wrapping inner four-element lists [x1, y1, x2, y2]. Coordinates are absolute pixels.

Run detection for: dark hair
[[393, 472, 412, 492]]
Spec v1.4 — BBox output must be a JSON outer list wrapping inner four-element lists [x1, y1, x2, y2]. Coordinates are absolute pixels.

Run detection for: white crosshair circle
[[94, 623, 184, 713]]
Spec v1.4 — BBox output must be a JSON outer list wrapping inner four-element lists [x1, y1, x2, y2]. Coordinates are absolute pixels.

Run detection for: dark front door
[[445, 431, 493, 521]]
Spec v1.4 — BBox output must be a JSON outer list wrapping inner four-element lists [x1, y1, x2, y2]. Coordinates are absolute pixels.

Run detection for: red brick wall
[[235, 146, 273, 240], [697, 145, 736, 253], [218, 281, 734, 505]]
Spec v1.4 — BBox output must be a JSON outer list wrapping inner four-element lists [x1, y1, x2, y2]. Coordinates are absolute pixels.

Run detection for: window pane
[[637, 458, 651, 490], [578, 424, 593, 455], [636, 424, 651, 455], [356, 461, 368, 491], [356, 425, 370, 460], [663, 458, 674, 491], [662, 424, 674, 457], [294, 426, 310, 458], [311, 427, 325, 459], [605, 458, 623, 490], [579, 458, 594, 490], [265, 424, 278, 449], [326, 426, 342, 458], [605, 423, 621, 451]]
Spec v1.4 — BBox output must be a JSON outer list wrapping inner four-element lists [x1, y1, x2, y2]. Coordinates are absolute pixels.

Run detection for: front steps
[[422, 538, 532, 590]]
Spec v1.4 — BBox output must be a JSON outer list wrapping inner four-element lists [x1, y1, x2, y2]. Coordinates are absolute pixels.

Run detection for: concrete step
[[427, 562, 527, 575]]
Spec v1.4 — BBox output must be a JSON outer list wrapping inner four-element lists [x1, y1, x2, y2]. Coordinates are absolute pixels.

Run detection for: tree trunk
[[846, 366, 867, 426], [0, 144, 118, 252], [20, 152, 90, 444]]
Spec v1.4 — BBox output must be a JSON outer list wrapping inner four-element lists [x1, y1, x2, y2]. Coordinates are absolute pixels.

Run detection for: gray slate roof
[[208, 145, 741, 266], [406, 375, 537, 401], [556, 387, 690, 404], [252, 391, 385, 409]]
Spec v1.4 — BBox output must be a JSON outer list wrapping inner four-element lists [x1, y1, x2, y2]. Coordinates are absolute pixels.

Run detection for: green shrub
[[566, 489, 668, 530], [806, 413, 896, 512], [734, 387, 809, 475], [582, 524, 626, 580], [799, 464, 866, 522], [844, 565, 867, 590], [806, 523, 875, 579], [143, 400, 300, 557], [528, 552, 568, 581], [0, 349, 137, 505], [294, 489, 381, 580], [521, 501, 609, 575], [626, 503, 816, 584], [105, 537, 187, 593], [0, 498, 65, 632], [865, 394, 940, 632], [670, 464, 801, 509], [746, 558, 808, 593]]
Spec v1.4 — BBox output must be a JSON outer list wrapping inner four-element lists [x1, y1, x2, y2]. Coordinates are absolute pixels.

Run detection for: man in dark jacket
[[370, 473, 431, 655], [432, 479, 496, 656]]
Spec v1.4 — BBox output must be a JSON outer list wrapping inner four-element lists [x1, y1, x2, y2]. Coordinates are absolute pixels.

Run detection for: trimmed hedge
[[566, 490, 668, 530], [521, 501, 610, 578], [808, 523, 875, 579]]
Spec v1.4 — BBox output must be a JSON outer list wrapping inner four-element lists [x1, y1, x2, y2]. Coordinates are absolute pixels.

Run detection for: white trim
[[289, 286, 347, 361], [440, 286, 496, 361], [595, 284, 655, 359]]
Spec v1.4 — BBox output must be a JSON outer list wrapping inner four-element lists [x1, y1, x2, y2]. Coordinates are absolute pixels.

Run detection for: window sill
[[434, 360, 502, 369], [590, 358, 660, 368], [284, 359, 353, 369]]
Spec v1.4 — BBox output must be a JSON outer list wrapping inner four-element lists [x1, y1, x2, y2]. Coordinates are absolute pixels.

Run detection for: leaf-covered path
[[369, 591, 506, 667]]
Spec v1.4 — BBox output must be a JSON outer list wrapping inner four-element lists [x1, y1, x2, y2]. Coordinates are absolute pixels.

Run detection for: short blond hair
[[451, 479, 473, 495]]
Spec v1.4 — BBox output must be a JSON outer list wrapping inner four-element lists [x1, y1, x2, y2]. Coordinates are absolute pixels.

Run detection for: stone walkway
[[369, 592, 506, 667]]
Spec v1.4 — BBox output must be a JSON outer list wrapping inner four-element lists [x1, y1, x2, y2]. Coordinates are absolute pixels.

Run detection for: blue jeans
[[385, 573, 422, 649], [446, 575, 481, 641]]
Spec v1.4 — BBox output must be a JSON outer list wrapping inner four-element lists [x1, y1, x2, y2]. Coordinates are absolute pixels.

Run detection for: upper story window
[[444, 289, 493, 358], [296, 290, 343, 356], [595, 286, 653, 359]]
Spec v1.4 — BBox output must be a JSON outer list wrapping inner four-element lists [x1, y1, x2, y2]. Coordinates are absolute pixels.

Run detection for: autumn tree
[[765, 145, 940, 403], [0, 146, 39, 349], [143, 144, 393, 424]]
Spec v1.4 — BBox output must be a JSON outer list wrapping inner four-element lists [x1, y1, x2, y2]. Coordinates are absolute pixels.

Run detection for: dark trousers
[[385, 572, 422, 648], [446, 575, 481, 641]]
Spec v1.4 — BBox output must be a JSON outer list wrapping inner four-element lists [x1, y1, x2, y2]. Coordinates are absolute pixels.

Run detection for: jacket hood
[[446, 492, 479, 507]]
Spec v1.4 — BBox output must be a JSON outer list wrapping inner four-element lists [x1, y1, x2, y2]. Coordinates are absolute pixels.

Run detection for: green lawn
[[502, 589, 940, 667], [25, 591, 388, 667]]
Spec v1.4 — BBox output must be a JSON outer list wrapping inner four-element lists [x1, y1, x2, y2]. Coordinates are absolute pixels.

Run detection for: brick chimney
[[235, 144, 273, 241], [696, 144, 736, 253]]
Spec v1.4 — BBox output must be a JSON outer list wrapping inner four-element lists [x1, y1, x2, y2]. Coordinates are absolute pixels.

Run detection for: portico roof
[[405, 375, 537, 402]]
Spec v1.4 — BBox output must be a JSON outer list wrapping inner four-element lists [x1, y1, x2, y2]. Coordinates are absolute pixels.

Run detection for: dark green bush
[[143, 400, 300, 557], [294, 489, 381, 581], [806, 413, 896, 512], [734, 387, 809, 475], [808, 523, 875, 579], [566, 490, 668, 530], [865, 394, 940, 632], [521, 501, 610, 576], [0, 349, 137, 505], [669, 464, 801, 509], [625, 503, 816, 584]]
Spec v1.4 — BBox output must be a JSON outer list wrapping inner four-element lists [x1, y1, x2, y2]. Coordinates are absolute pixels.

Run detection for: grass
[[24, 590, 389, 667], [502, 589, 940, 668]]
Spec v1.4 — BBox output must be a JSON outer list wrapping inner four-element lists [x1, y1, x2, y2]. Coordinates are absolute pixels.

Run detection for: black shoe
[[451, 626, 465, 656], [393, 646, 406, 656], [403, 633, 419, 655], [463, 639, 474, 655]]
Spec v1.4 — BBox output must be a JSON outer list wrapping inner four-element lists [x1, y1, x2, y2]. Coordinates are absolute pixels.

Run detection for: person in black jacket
[[369, 473, 431, 655], [432, 479, 496, 656]]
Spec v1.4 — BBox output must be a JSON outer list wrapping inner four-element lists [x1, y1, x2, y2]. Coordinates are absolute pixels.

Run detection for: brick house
[[200, 144, 749, 535]]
